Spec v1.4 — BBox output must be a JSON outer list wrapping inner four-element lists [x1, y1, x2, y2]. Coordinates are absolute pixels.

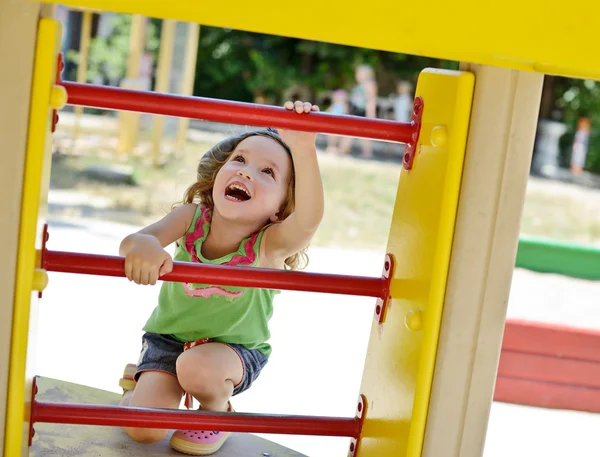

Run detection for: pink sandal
[[170, 429, 231, 455], [169, 403, 233, 455]]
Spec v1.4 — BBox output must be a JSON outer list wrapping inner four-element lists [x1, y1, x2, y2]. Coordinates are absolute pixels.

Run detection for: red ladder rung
[[43, 249, 388, 299], [62, 81, 416, 144]]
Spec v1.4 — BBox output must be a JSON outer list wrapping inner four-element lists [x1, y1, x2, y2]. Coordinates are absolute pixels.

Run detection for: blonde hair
[[182, 128, 308, 270]]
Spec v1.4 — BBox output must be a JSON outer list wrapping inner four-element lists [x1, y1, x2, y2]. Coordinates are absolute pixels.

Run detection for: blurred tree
[[67, 14, 161, 86], [193, 26, 458, 104]]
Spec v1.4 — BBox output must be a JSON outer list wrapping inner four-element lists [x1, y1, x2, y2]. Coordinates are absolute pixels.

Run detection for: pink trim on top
[[184, 205, 260, 267], [227, 233, 259, 266], [182, 283, 243, 299], [185, 205, 212, 263]]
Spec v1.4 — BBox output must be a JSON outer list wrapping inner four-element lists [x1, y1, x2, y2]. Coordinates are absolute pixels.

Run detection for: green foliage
[[193, 27, 458, 103], [67, 14, 161, 85]]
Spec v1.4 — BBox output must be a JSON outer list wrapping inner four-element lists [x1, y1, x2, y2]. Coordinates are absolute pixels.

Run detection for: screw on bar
[[374, 254, 395, 324], [402, 97, 424, 171], [62, 82, 418, 144], [51, 53, 65, 133], [348, 395, 367, 457], [43, 249, 388, 299], [31, 401, 361, 438], [28, 378, 40, 446]]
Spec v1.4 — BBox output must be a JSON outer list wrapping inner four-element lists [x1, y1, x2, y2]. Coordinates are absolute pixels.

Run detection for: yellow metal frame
[[36, 0, 600, 80], [420, 66, 544, 457], [5, 16, 61, 457], [357, 68, 474, 457]]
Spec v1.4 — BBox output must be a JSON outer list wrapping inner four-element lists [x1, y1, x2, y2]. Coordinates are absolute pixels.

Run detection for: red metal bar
[[62, 81, 415, 143], [31, 401, 360, 437], [43, 250, 386, 299]]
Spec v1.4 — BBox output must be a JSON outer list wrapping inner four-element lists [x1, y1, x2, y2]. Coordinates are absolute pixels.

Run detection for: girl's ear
[[270, 206, 288, 223]]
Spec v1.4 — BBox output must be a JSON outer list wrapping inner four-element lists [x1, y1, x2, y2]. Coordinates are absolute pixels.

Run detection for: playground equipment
[[2, 1, 600, 457], [516, 235, 600, 281], [497, 234, 600, 415]]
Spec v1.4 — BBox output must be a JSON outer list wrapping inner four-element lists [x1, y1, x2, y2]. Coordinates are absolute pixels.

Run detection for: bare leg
[[338, 136, 353, 156], [120, 371, 184, 443], [360, 139, 373, 158], [327, 135, 339, 153], [176, 343, 243, 412]]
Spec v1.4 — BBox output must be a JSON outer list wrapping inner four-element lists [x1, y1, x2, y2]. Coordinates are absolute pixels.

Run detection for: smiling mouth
[[225, 183, 251, 202]]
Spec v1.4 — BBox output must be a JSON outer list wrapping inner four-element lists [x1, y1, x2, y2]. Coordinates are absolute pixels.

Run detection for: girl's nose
[[237, 169, 252, 180]]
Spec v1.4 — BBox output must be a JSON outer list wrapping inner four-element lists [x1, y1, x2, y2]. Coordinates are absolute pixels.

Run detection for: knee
[[124, 426, 169, 444], [176, 352, 223, 398]]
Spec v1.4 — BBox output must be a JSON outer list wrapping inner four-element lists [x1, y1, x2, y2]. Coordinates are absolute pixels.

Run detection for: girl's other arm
[[119, 203, 197, 284]]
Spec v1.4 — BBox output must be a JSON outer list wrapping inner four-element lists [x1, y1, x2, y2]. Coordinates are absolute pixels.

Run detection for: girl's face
[[213, 135, 293, 225]]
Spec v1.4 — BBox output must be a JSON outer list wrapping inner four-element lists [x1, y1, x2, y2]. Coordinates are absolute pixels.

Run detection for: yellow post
[[175, 22, 200, 153], [71, 9, 93, 153], [355, 68, 475, 457], [421, 66, 543, 457], [2, 7, 64, 456], [0, 0, 40, 453], [117, 14, 145, 157], [151, 19, 176, 167]]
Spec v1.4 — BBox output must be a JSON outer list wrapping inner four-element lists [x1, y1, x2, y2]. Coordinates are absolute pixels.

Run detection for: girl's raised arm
[[263, 101, 325, 263]]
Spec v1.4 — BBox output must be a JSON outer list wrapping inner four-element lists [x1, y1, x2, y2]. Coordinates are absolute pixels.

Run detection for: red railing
[[62, 81, 417, 144], [31, 400, 360, 437], [43, 249, 389, 299]]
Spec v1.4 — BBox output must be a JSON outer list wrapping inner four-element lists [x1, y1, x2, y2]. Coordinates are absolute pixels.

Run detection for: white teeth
[[227, 183, 250, 197]]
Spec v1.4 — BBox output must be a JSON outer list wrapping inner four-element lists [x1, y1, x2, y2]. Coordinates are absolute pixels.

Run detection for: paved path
[[36, 215, 600, 457]]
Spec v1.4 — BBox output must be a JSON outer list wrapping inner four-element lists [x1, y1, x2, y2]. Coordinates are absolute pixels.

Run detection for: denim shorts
[[135, 332, 268, 396]]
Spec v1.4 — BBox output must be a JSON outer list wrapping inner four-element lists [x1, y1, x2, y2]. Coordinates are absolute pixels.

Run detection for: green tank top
[[143, 204, 279, 356]]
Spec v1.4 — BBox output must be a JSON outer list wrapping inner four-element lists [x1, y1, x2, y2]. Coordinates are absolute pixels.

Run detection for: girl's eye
[[263, 168, 274, 177], [234, 156, 245, 163]]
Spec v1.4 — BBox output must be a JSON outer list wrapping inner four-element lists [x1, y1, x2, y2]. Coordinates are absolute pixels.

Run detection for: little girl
[[117, 100, 324, 455]]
